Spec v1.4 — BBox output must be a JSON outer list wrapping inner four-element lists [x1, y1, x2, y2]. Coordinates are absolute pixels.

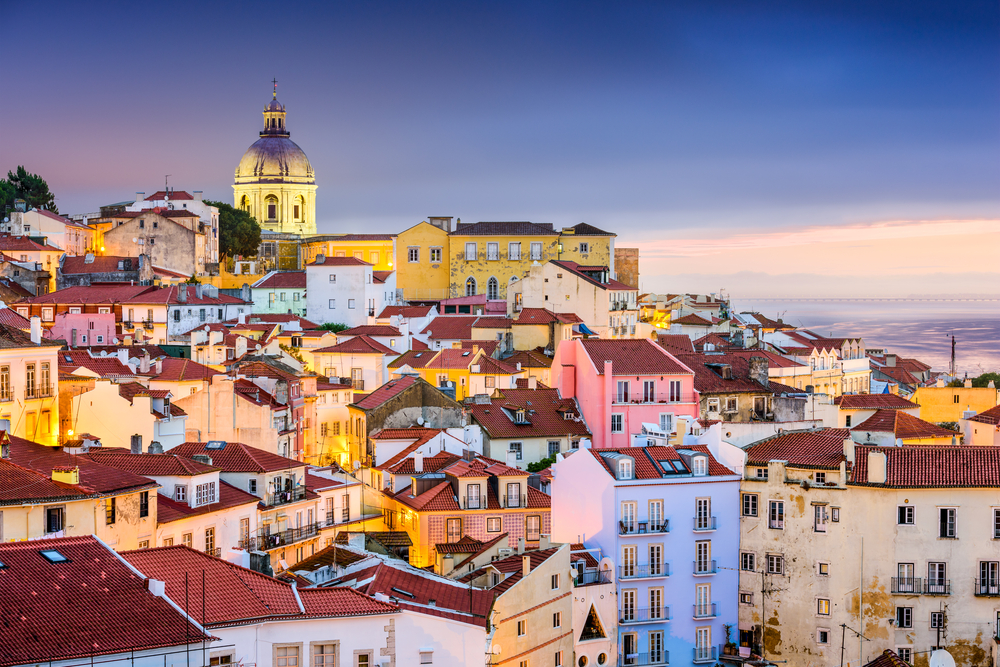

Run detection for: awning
[[574, 323, 598, 336]]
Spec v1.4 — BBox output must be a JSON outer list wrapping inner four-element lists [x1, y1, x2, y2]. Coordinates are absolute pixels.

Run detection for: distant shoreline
[[736, 297, 1000, 302]]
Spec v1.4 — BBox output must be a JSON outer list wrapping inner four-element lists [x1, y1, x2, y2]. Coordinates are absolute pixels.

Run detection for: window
[[487, 517, 501, 532], [553, 611, 561, 627], [930, 611, 944, 629], [616, 380, 629, 403], [831, 507, 840, 522], [526, 515, 541, 541], [724, 397, 738, 413], [105, 497, 116, 525], [139, 491, 149, 518], [248, 479, 257, 494], [695, 540, 711, 573], [695, 498, 711, 529], [742, 494, 758, 517], [358, 654, 372, 667], [506, 482, 522, 507], [487, 242, 499, 260], [579, 242, 589, 254], [427, 247, 442, 263], [418, 651, 432, 665], [555, 651, 562, 667], [446, 518, 462, 543], [740, 592, 753, 605], [815, 472, 826, 485], [205, 527, 215, 553], [548, 440, 561, 457], [276, 646, 298, 667], [845, 415, 852, 427], [551, 574, 560, 590], [649, 500, 664, 530], [818, 629, 830, 645], [668, 380, 681, 402], [817, 598, 831, 615], [814, 505, 828, 533], [692, 456, 707, 476], [610, 414, 623, 433], [898, 648, 912, 664], [994, 509, 1000, 538], [741, 552, 755, 571], [756, 467, 768, 480], [195, 482, 217, 506], [465, 242, 477, 260], [766, 554, 784, 574], [46, 507, 64, 533], [182, 533, 192, 547], [173, 309, 180, 322], [658, 413, 673, 432], [465, 276, 476, 296], [530, 242, 542, 260], [898, 506, 914, 525], [768, 500, 784, 529], [818, 562, 830, 576], [896, 607, 912, 628], [509, 442, 522, 461], [517, 620, 526, 636], [348, 299, 356, 309], [487, 276, 499, 300], [927, 562, 947, 593], [939, 508, 956, 538], [408, 247, 420, 263], [618, 459, 633, 479], [240, 518, 250, 543], [707, 397, 720, 412]]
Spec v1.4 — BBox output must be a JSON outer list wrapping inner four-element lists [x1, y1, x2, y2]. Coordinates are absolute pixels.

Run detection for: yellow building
[[395, 219, 452, 301], [910, 382, 1000, 424], [233, 87, 317, 235], [557, 222, 616, 267], [389, 347, 521, 401], [449, 221, 561, 300], [300, 234, 396, 271]]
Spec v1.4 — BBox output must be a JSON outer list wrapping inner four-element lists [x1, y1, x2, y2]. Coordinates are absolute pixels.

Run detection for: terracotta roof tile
[[420, 316, 479, 340], [550, 260, 635, 291], [339, 324, 402, 337], [506, 349, 553, 369], [378, 305, 434, 318], [0, 456, 90, 504], [466, 387, 590, 439], [308, 256, 370, 266], [655, 334, 695, 355], [676, 352, 798, 394], [352, 375, 421, 410], [138, 357, 220, 382], [60, 255, 139, 275], [851, 410, 957, 440], [0, 536, 212, 666], [388, 349, 437, 369], [252, 271, 306, 289], [969, 404, 1000, 426], [452, 221, 557, 236], [84, 449, 216, 476], [850, 444, 1000, 487], [582, 339, 693, 376], [314, 335, 395, 356], [745, 428, 851, 469], [590, 444, 735, 479], [8, 436, 158, 495], [58, 350, 136, 378], [156, 481, 260, 523], [169, 441, 302, 473], [834, 394, 919, 410]]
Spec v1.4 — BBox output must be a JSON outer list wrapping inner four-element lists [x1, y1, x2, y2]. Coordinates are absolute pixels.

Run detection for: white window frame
[[465, 242, 477, 261]]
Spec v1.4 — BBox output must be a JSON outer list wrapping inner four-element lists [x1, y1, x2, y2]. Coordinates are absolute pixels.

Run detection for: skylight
[[40, 549, 68, 563], [206, 441, 226, 450], [390, 587, 414, 598]]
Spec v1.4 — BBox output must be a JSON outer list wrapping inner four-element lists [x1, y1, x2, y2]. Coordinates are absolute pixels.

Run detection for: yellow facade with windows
[[450, 229, 560, 300], [556, 224, 616, 268], [300, 235, 396, 271], [396, 220, 452, 301], [909, 385, 1000, 423]]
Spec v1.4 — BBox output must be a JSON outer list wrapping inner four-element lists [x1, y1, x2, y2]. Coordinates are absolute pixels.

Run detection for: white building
[[127, 190, 220, 264], [306, 255, 399, 328]]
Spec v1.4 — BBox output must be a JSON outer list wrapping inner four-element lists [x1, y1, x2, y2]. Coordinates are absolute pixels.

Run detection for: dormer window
[[515, 409, 527, 424], [693, 456, 707, 476], [619, 459, 633, 480]]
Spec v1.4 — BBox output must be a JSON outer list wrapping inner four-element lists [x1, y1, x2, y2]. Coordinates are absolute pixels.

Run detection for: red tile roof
[[0, 234, 62, 252], [875, 365, 921, 386], [676, 352, 798, 395], [582, 339, 693, 376], [434, 535, 484, 554], [59, 350, 136, 378], [352, 375, 421, 410], [84, 448, 215, 476], [118, 381, 171, 402], [850, 444, 1000, 488], [389, 349, 437, 369], [671, 313, 713, 326], [0, 456, 90, 504], [378, 305, 434, 319], [834, 394, 919, 410], [550, 260, 635, 291], [864, 650, 911, 667], [314, 335, 395, 356], [590, 444, 736, 479], [144, 190, 195, 200], [0, 536, 212, 667], [339, 324, 402, 337], [23, 284, 153, 305], [452, 221, 558, 236], [170, 441, 302, 473], [506, 349, 553, 369], [383, 451, 462, 476], [472, 316, 513, 329], [655, 334, 695, 355], [308, 256, 370, 266], [745, 428, 851, 469], [253, 271, 306, 289], [851, 410, 957, 440], [562, 222, 615, 236], [60, 255, 138, 275], [422, 348, 480, 369], [125, 285, 247, 306], [156, 481, 261, 523], [138, 357, 220, 382], [372, 270, 393, 284], [420, 316, 479, 340], [0, 322, 62, 349], [297, 586, 399, 618], [969, 404, 1000, 426], [227, 313, 321, 329], [8, 436, 158, 495], [467, 387, 590, 439]]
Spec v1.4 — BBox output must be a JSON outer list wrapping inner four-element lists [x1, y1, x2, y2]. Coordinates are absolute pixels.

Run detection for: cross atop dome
[[272, 77, 278, 99]]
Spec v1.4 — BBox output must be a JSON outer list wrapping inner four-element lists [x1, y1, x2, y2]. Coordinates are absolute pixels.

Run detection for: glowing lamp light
[[66, 429, 74, 436]]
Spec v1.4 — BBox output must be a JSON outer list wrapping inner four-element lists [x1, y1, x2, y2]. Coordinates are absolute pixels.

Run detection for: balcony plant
[[723, 624, 738, 656]]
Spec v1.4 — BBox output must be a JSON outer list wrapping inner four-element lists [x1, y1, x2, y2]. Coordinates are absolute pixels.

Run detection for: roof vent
[[148, 441, 164, 454], [192, 454, 213, 465]]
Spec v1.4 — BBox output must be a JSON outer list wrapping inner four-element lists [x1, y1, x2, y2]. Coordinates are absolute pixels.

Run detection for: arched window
[[239, 195, 250, 214], [509, 275, 518, 286], [465, 276, 477, 297], [293, 195, 304, 221], [265, 195, 278, 221], [487, 276, 499, 300]]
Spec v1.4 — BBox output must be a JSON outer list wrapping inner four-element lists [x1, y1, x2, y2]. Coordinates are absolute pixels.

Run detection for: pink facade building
[[48, 312, 117, 346], [552, 338, 700, 448]]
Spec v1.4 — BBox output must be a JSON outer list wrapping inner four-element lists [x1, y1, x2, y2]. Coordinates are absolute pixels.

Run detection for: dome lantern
[[262, 78, 289, 137]]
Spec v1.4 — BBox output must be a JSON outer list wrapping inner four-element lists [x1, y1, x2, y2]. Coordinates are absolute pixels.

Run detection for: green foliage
[[2, 166, 58, 214], [937, 422, 960, 432], [971, 372, 1000, 388], [206, 200, 262, 259], [279, 343, 306, 366], [947, 380, 963, 387], [527, 457, 555, 473], [318, 322, 350, 332], [0, 180, 14, 216]]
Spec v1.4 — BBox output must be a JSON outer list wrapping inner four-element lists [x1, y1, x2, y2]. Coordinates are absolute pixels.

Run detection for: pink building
[[48, 312, 117, 346], [552, 338, 700, 448]]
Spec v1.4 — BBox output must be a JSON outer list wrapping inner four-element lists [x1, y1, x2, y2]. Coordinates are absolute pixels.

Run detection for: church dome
[[235, 136, 314, 182]]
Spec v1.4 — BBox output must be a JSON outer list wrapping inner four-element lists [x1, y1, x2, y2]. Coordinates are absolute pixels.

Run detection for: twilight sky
[[3, 0, 998, 296]]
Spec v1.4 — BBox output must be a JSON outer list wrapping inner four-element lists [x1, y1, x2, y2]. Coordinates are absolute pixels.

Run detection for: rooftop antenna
[[950, 335, 956, 377], [164, 175, 171, 197]]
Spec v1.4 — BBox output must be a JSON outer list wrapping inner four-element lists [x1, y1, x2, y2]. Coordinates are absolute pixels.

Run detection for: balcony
[[693, 559, 717, 575], [619, 563, 670, 580], [239, 522, 321, 551], [264, 484, 308, 507], [890, 577, 951, 595], [0, 386, 13, 403], [501, 496, 524, 509], [619, 652, 669, 666], [692, 603, 718, 619], [924, 579, 951, 595], [462, 495, 486, 510], [975, 579, 1000, 597], [24, 384, 54, 399], [891, 577, 921, 595], [574, 570, 612, 586], [693, 647, 718, 664], [142, 320, 154, 330], [693, 516, 717, 532], [204, 547, 221, 558], [613, 393, 699, 406], [619, 520, 670, 536], [619, 606, 671, 625]]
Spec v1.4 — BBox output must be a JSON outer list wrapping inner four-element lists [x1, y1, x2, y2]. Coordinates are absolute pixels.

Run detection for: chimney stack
[[140, 354, 151, 374], [29, 316, 42, 345], [195, 284, 203, 299], [193, 191, 203, 201], [749, 356, 770, 388], [522, 555, 531, 577], [130, 434, 143, 455], [414, 453, 424, 473], [843, 438, 855, 464], [867, 450, 887, 485], [135, 192, 145, 203], [178, 285, 187, 303]]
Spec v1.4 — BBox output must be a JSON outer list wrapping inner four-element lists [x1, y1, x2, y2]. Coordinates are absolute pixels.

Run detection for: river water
[[731, 299, 1000, 375]]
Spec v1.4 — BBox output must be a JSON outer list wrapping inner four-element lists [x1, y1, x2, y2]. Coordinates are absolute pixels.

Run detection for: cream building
[[740, 428, 1000, 667], [234, 87, 317, 235]]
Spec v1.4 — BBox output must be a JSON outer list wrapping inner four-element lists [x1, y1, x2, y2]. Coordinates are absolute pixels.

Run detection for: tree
[[318, 322, 349, 333], [0, 180, 14, 218], [972, 372, 1000, 388], [527, 457, 555, 473], [206, 200, 261, 259], [3, 166, 58, 214]]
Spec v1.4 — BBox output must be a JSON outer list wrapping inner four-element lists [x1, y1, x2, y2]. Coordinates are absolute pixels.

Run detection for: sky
[[2, 0, 998, 297]]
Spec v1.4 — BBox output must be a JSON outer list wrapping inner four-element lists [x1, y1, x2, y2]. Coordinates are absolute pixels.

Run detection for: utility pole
[[839, 623, 870, 667]]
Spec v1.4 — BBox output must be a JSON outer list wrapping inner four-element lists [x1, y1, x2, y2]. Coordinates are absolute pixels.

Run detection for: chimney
[[528, 377, 537, 389], [192, 454, 212, 465], [964, 379, 973, 388], [843, 438, 855, 464], [130, 434, 143, 454], [148, 441, 164, 454], [29, 316, 42, 345], [522, 555, 531, 577], [117, 348, 128, 365], [517, 537, 525, 554], [178, 285, 187, 303], [140, 354, 151, 374], [135, 192, 145, 203], [749, 356, 769, 388], [936, 378, 945, 387], [155, 358, 163, 374], [241, 283, 251, 303], [414, 453, 424, 473], [51, 466, 80, 485], [195, 284, 203, 299], [316, 253, 326, 264], [867, 450, 887, 484], [885, 354, 897, 367], [193, 191, 203, 201], [147, 579, 167, 597], [238, 312, 246, 325]]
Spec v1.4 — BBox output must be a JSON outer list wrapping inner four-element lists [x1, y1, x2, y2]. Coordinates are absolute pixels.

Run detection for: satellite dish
[[930, 651, 955, 667], [568, 567, 579, 578], [132, 237, 138, 243], [352, 460, 361, 471], [491, 644, 501, 655], [417, 416, 424, 425]]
